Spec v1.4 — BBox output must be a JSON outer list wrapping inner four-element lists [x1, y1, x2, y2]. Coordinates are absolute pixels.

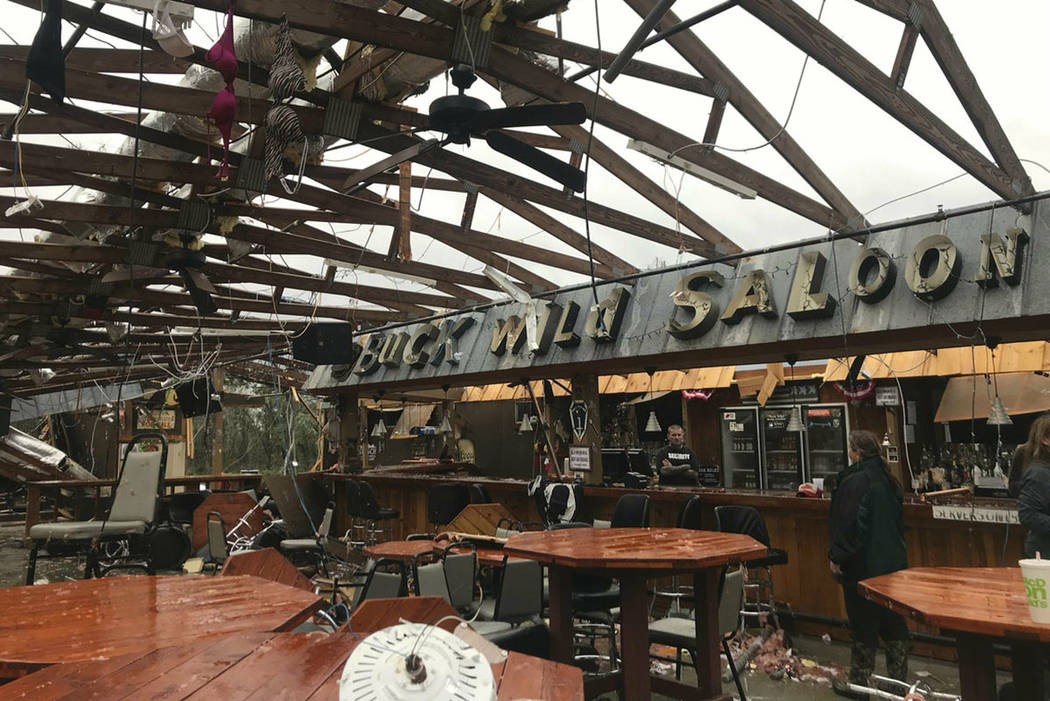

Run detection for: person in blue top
[[828, 430, 909, 698], [1017, 414, 1050, 558]]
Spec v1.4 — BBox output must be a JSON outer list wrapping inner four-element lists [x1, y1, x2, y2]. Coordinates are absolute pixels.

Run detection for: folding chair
[[26, 432, 167, 584]]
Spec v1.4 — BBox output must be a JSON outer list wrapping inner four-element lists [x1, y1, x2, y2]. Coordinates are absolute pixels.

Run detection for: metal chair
[[350, 558, 407, 610], [611, 493, 650, 527], [344, 480, 366, 548], [205, 511, 228, 571], [651, 496, 703, 615], [26, 432, 167, 584], [440, 541, 479, 615], [279, 506, 334, 575], [648, 565, 748, 700], [356, 480, 399, 544], [713, 505, 788, 631]]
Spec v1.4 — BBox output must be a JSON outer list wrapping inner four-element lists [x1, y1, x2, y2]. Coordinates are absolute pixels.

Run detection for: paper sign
[[931, 505, 1018, 525], [569, 445, 591, 472], [729, 422, 744, 432]]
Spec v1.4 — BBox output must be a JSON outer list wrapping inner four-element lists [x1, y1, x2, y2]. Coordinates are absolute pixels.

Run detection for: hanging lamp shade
[[518, 413, 534, 434], [371, 415, 388, 437], [785, 405, 805, 432], [438, 414, 453, 434], [644, 410, 662, 433], [988, 395, 1013, 426]]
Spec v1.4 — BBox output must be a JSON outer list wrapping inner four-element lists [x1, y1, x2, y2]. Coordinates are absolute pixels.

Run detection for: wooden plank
[[890, 23, 919, 89], [0, 45, 191, 74], [192, 492, 262, 550], [738, 0, 1020, 203], [623, 0, 866, 230], [446, 503, 518, 536]]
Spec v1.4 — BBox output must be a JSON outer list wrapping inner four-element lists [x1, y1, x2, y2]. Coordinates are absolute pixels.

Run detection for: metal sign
[[931, 504, 1018, 525], [875, 386, 901, 406], [305, 202, 1045, 394], [568, 445, 591, 472], [570, 400, 588, 442]]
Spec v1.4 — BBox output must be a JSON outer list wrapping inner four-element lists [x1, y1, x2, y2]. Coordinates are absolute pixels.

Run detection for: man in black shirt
[[656, 424, 699, 486]]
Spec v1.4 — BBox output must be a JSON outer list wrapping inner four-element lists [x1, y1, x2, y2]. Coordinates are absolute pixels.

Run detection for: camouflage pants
[[848, 639, 910, 684]]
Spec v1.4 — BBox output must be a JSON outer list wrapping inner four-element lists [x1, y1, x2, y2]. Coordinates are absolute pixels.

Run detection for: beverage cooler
[[719, 404, 848, 489], [804, 405, 849, 485]]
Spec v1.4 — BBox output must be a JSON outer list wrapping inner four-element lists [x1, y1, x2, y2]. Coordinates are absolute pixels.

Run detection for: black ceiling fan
[[343, 64, 589, 193]]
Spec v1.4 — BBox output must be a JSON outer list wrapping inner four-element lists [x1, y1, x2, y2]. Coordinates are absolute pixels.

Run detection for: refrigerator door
[[760, 407, 805, 491], [805, 404, 849, 484], [719, 408, 760, 489]]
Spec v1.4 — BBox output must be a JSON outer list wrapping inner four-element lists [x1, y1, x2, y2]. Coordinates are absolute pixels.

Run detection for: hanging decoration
[[264, 18, 312, 194], [681, 389, 714, 401], [569, 400, 588, 442], [833, 380, 875, 401], [25, 0, 65, 101], [643, 367, 661, 434], [205, 0, 237, 179]]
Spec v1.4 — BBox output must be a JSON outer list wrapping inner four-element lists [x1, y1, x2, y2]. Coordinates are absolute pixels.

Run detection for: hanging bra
[[208, 85, 236, 180], [205, 7, 237, 85], [268, 18, 305, 102]]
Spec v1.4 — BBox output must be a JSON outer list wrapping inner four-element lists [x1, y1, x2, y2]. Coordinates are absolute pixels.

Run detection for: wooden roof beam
[[0, 45, 191, 74], [623, 0, 866, 230], [738, 0, 1026, 204]]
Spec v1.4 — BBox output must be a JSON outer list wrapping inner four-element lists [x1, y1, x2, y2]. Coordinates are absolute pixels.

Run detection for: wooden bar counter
[[326, 471, 1024, 627]]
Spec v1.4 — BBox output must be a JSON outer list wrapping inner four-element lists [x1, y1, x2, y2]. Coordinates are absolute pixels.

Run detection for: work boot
[[884, 639, 910, 683], [832, 641, 876, 699]]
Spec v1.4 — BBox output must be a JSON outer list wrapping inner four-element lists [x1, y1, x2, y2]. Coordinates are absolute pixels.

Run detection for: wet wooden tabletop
[[0, 575, 321, 672], [1, 629, 584, 700], [503, 527, 766, 570], [364, 539, 435, 562], [860, 567, 1050, 641], [347, 595, 458, 633]]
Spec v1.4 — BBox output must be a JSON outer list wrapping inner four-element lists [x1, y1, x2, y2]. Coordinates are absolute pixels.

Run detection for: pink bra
[[205, 8, 237, 85], [205, 1, 237, 179]]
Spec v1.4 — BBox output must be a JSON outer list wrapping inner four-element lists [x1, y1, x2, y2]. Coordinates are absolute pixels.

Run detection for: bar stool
[[344, 480, 366, 549], [713, 505, 787, 631], [356, 480, 399, 545]]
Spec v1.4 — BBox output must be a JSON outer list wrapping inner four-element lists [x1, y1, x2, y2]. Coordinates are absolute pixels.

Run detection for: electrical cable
[[580, 0, 603, 318]]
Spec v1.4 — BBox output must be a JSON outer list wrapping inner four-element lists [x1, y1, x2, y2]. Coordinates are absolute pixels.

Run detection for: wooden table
[[505, 527, 766, 700], [2, 609, 584, 700], [861, 567, 1050, 700], [0, 575, 321, 678], [365, 539, 435, 563]]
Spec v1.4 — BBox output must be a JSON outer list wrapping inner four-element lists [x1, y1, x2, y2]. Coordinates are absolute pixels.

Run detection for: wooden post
[[211, 367, 224, 474], [571, 373, 603, 484], [337, 393, 365, 472]]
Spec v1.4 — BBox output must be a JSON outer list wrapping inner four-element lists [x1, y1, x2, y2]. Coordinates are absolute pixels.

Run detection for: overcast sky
[[2, 0, 1048, 310]]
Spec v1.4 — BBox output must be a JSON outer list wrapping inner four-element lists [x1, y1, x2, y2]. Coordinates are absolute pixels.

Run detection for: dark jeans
[[842, 581, 909, 648]]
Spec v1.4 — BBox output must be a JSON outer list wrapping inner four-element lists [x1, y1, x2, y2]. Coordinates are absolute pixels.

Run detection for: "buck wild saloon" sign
[[305, 200, 1045, 393]]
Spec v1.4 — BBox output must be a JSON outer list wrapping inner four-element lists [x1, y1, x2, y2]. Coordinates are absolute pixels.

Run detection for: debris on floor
[[738, 629, 843, 684]]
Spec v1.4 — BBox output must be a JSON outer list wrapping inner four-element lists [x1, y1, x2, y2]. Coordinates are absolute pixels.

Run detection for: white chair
[[26, 432, 168, 584]]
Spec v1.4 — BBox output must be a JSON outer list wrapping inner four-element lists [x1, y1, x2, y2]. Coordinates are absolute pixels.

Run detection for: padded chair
[[648, 565, 747, 700], [548, 522, 620, 674], [350, 558, 407, 610], [714, 505, 788, 631], [279, 506, 333, 575], [427, 482, 471, 529], [356, 480, 399, 544], [414, 557, 451, 601], [474, 557, 543, 626], [468, 483, 493, 504], [611, 493, 650, 528], [651, 496, 704, 615], [441, 542, 479, 615], [205, 511, 228, 571], [26, 432, 167, 584]]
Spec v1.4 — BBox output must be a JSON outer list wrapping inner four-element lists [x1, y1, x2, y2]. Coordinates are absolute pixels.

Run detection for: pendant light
[[438, 384, 453, 434], [370, 414, 387, 438], [644, 367, 661, 434], [784, 354, 805, 432], [988, 395, 1013, 426], [518, 413, 534, 434]]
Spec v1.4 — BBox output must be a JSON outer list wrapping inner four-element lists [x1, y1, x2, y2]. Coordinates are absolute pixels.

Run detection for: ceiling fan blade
[[179, 268, 218, 316], [342, 138, 440, 194], [470, 102, 587, 132], [485, 131, 587, 193]]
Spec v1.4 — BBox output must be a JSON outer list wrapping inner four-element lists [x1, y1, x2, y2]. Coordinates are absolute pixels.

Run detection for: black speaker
[[175, 377, 221, 418], [0, 393, 11, 438], [292, 323, 355, 365]]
